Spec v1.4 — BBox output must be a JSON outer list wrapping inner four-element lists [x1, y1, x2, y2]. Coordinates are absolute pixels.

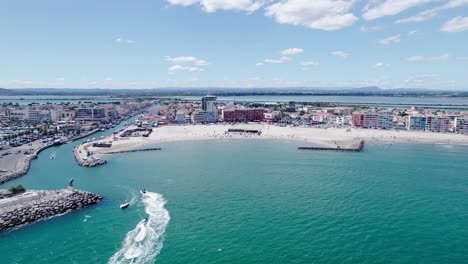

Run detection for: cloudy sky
[[1, 0, 467, 90]]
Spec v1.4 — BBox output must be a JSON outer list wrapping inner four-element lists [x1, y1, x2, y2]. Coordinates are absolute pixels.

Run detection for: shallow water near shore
[[1, 137, 468, 263]]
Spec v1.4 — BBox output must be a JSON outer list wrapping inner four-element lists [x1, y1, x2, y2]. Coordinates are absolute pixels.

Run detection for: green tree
[[9, 185, 26, 194]]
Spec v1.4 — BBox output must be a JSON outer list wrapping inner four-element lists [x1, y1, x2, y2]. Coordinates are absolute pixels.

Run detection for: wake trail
[[109, 192, 170, 264]]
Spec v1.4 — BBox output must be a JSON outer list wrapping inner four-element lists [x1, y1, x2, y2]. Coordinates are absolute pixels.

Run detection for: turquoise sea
[[1, 132, 468, 263]]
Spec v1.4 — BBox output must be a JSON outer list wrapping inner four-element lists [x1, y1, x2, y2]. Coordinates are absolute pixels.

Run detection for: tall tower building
[[202, 95, 217, 112], [201, 95, 218, 122]]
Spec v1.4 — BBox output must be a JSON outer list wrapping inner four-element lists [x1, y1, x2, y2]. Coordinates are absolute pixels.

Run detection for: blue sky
[[0, 0, 467, 90]]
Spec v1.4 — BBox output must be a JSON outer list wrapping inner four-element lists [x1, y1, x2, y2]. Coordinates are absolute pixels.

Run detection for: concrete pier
[[298, 140, 365, 152]]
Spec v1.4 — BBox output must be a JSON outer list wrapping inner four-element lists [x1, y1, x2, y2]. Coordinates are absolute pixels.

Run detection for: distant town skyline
[[1, 0, 467, 90]]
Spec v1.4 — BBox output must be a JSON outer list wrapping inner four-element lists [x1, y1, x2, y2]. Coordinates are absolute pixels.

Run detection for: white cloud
[[115, 37, 136, 44], [265, 0, 358, 31], [256, 62, 264, 66], [281, 48, 304, 56], [166, 0, 264, 13], [301, 61, 319, 67], [372, 62, 390, 68], [104, 77, 113, 81], [362, 0, 435, 20], [165, 56, 208, 66], [405, 54, 449, 62], [301, 61, 319, 71], [331, 50, 350, 59], [55, 77, 65, 81], [359, 25, 384, 32], [378, 34, 401, 45], [404, 74, 440, 87], [395, 9, 438, 23], [407, 30, 418, 36], [457, 56, 468, 60], [264, 56, 290, 64], [441, 16, 468, 32], [168, 65, 204, 72], [394, 0, 468, 24]]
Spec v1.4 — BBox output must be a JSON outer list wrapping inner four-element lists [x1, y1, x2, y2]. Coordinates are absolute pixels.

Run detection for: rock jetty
[[0, 189, 102, 232], [73, 147, 107, 167]]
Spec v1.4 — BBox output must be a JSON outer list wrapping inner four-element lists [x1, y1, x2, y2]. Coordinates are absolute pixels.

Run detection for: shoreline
[[73, 124, 468, 165]]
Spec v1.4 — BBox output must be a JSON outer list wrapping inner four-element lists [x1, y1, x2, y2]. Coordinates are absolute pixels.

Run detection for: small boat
[[140, 189, 147, 195], [100, 128, 105, 132], [0, 169, 7, 173], [120, 201, 130, 209]]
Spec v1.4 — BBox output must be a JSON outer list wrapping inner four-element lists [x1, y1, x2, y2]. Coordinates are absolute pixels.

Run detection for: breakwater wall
[[298, 140, 365, 152], [0, 189, 102, 232], [105, 147, 162, 154]]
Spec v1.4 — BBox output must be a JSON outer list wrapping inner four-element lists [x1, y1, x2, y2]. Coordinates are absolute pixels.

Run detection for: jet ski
[[140, 189, 147, 195], [120, 201, 130, 209]]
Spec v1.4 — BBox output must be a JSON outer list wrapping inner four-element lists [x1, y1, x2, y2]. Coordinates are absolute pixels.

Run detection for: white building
[[175, 111, 186, 124], [454, 116, 468, 134]]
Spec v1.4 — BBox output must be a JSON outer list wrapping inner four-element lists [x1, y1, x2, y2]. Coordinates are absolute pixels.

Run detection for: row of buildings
[[352, 112, 468, 134], [2, 102, 147, 124]]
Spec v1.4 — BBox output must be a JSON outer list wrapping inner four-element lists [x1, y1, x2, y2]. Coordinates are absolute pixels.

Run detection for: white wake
[[109, 192, 170, 264]]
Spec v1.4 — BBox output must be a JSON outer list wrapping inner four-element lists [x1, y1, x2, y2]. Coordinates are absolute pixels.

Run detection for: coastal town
[[1, 95, 468, 232], [0, 99, 153, 183], [132, 95, 468, 134], [1, 95, 467, 173]]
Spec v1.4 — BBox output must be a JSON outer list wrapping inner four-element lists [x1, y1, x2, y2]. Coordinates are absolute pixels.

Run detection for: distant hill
[[0, 87, 466, 97]]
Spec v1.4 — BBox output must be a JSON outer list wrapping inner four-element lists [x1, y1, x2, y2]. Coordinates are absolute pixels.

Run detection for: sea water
[[0, 139, 467, 263]]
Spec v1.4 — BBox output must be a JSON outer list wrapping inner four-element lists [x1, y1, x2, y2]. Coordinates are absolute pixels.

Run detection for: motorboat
[[120, 201, 130, 209]]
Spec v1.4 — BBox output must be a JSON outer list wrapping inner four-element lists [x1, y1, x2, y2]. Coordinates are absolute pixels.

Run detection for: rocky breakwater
[[73, 145, 107, 167], [0, 189, 102, 232]]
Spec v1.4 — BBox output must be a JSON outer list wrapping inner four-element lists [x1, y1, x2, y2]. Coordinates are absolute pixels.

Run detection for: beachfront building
[[201, 95, 218, 121], [175, 111, 186, 124], [352, 112, 394, 129], [264, 111, 281, 122], [202, 95, 217, 112], [377, 112, 394, 130], [191, 111, 204, 124], [352, 112, 378, 128], [425, 116, 451, 133], [407, 115, 427, 131], [454, 116, 468, 134], [222, 108, 267, 122], [407, 115, 452, 133]]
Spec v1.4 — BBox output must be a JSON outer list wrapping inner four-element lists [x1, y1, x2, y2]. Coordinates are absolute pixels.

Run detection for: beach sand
[[78, 124, 468, 158]]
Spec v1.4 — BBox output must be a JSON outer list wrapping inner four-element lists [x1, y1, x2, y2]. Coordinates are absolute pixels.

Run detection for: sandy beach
[[77, 124, 468, 159]]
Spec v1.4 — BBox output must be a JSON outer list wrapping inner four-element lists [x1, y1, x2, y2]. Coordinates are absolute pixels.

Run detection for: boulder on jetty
[[73, 147, 107, 167], [0, 189, 102, 232]]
